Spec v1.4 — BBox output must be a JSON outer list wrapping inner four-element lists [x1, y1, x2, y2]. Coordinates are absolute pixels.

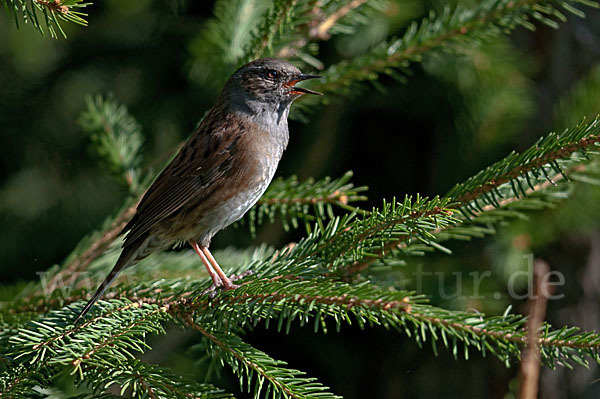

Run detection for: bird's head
[[227, 58, 322, 106]]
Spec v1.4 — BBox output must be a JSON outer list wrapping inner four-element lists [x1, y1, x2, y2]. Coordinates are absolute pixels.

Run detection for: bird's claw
[[201, 270, 254, 298]]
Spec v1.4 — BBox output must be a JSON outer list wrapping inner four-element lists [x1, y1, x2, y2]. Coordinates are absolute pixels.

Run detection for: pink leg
[[201, 246, 239, 291], [190, 241, 222, 287], [189, 241, 239, 291]]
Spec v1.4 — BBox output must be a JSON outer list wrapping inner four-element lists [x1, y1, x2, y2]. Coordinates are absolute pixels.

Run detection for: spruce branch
[[7, 273, 600, 397], [189, 323, 340, 399], [86, 278, 600, 367], [275, 0, 375, 59], [327, 199, 452, 267], [0, 364, 48, 398], [9, 300, 168, 368], [243, 0, 383, 68], [2, 301, 182, 397], [287, 196, 459, 275], [175, 279, 600, 367], [188, 0, 271, 87], [79, 94, 145, 192], [248, 171, 368, 233], [82, 360, 232, 399], [295, 0, 600, 115], [8, 305, 168, 376], [245, 0, 299, 61], [340, 165, 575, 276], [1, 0, 89, 38], [446, 119, 600, 204], [339, 119, 600, 277]]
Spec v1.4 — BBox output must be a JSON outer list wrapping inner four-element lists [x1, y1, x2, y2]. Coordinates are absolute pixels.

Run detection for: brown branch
[[112, 295, 600, 354], [44, 203, 137, 291], [258, 189, 352, 206], [311, 0, 368, 40], [518, 260, 550, 399], [409, 308, 599, 351], [277, 0, 367, 59], [135, 372, 157, 399], [221, 291, 413, 312], [208, 290, 524, 346], [400, 306, 588, 350]]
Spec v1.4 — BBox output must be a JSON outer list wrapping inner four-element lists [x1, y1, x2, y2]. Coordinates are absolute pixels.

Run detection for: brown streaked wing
[[122, 118, 243, 245]]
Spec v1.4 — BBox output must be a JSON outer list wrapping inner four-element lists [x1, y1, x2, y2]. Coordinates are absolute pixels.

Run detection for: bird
[[74, 58, 322, 322]]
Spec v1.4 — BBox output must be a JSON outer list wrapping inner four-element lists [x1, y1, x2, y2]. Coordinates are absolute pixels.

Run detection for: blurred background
[[2, 0, 600, 397]]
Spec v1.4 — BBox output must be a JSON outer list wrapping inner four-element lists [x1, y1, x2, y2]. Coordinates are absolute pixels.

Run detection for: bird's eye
[[267, 70, 279, 79]]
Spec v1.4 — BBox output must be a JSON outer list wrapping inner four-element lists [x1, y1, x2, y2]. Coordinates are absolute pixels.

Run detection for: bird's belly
[[190, 157, 279, 243], [202, 180, 267, 234]]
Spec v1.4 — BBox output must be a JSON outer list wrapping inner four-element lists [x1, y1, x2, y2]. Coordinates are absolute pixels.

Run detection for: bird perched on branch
[[75, 58, 322, 322]]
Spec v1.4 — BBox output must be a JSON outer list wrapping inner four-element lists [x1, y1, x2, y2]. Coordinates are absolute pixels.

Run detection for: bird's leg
[[201, 246, 239, 291], [189, 241, 239, 291], [190, 241, 222, 287]]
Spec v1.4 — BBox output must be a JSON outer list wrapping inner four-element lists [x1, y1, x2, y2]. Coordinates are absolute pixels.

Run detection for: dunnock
[[75, 58, 321, 322]]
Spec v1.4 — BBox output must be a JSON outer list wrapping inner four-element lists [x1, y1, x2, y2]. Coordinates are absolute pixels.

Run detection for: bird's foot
[[202, 270, 254, 298]]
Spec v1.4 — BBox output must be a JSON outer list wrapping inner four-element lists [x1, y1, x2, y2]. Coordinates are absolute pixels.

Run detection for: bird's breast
[[192, 121, 287, 239]]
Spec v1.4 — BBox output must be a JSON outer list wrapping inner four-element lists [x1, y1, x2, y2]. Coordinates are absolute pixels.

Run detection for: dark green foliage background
[[2, 1, 600, 397]]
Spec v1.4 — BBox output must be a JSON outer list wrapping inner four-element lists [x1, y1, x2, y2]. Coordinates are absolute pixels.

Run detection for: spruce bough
[[2, 0, 600, 397]]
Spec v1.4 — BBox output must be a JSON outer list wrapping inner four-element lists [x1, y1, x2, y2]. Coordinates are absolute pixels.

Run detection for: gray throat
[[229, 96, 291, 150]]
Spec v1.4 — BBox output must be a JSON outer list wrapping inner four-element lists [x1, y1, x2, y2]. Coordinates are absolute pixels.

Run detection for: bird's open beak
[[285, 74, 323, 96]]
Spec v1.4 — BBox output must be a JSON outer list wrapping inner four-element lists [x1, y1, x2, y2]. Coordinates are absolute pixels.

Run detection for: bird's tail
[[74, 236, 148, 323]]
